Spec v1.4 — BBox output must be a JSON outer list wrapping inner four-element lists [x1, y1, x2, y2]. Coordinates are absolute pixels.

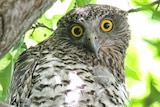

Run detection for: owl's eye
[[100, 19, 113, 32], [71, 25, 83, 38]]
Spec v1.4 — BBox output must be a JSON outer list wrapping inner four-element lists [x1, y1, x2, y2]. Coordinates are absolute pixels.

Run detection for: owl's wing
[[94, 66, 129, 105], [0, 101, 15, 107], [8, 47, 40, 106]]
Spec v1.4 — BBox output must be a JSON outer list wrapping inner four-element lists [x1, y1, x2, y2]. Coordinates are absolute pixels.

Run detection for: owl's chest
[[27, 53, 126, 107], [30, 54, 94, 106]]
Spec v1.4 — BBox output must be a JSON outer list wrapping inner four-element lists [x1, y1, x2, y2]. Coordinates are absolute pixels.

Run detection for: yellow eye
[[71, 25, 83, 38], [100, 19, 113, 32]]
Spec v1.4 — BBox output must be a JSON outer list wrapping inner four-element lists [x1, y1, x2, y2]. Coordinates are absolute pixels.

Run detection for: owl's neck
[[97, 45, 126, 83]]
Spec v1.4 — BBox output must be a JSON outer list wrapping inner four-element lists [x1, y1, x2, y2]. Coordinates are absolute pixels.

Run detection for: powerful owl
[[8, 4, 130, 107]]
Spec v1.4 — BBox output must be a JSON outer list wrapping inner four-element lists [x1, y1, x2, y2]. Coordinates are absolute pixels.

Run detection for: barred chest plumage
[[10, 38, 128, 107]]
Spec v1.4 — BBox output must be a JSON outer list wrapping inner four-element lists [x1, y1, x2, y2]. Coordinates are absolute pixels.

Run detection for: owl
[[8, 4, 130, 107]]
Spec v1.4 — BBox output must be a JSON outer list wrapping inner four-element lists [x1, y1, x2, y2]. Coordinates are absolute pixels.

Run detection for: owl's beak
[[86, 34, 100, 56]]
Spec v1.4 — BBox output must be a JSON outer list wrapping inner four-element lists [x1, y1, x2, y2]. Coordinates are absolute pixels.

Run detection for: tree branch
[[0, 0, 57, 58]]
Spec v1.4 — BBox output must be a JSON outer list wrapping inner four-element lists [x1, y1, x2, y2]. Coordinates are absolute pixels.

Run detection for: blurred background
[[0, 0, 160, 107]]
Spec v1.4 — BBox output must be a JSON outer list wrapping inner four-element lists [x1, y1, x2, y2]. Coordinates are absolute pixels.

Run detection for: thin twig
[[152, 0, 160, 18], [31, 22, 54, 31], [128, 0, 160, 13]]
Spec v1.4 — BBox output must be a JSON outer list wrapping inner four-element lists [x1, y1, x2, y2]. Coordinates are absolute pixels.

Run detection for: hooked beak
[[85, 33, 100, 56]]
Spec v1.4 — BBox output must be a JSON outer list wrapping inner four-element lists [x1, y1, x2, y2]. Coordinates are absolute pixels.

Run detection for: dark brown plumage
[[8, 4, 130, 107]]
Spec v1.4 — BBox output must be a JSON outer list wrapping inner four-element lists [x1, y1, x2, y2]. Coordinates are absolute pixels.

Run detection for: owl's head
[[55, 4, 130, 56]]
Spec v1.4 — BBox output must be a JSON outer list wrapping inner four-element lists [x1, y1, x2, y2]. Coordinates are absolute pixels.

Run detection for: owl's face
[[55, 4, 130, 56]]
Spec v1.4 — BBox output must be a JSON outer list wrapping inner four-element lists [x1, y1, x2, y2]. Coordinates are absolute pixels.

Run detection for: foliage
[[0, 36, 26, 101], [127, 0, 160, 107], [130, 0, 160, 20], [0, 0, 160, 107]]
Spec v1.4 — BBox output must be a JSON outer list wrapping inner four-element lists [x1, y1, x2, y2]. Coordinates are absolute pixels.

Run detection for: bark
[[0, 0, 57, 58]]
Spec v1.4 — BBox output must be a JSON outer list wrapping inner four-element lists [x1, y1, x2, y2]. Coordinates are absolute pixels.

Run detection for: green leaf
[[130, 0, 160, 20], [125, 44, 141, 80], [9, 36, 27, 63], [131, 0, 152, 6], [66, 0, 77, 12], [76, 0, 92, 7], [0, 37, 26, 101], [11, 36, 26, 51], [144, 74, 160, 106], [38, 15, 53, 28], [0, 54, 12, 71], [90, 0, 97, 4], [125, 65, 140, 80], [0, 61, 13, 101], [51, 15, 63, 29], [60, 0, 65, 2], [11, 48, 26, 63], [143, 38, 160, 58], [29, 27, 52, 43], [0, 84, 2, 96]]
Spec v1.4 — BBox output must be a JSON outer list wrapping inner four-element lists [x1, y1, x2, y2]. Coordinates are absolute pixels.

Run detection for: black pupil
[[74, 28, 81, 35], [104, 23, 110, 29]]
